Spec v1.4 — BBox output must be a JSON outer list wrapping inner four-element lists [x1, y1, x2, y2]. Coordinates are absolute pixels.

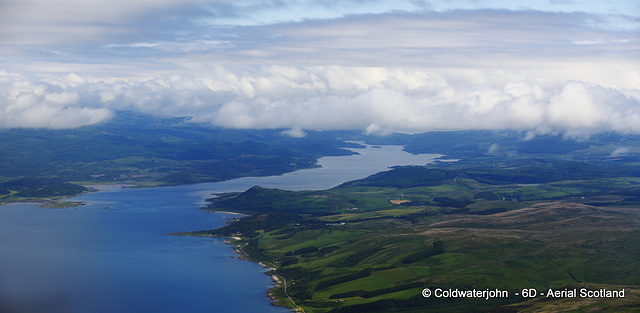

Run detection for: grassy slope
[[199, 159, 640, 312]]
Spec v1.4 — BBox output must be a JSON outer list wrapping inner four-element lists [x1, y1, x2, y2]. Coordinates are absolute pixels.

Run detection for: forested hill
[[0, 112, 360, 203], [338, 159, 640, 188], [357, 130, 640, 160], [5, 112, 640, 205]]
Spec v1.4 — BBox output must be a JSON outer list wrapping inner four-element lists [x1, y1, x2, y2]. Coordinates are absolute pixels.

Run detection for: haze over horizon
[[1, 0, 638, 138]]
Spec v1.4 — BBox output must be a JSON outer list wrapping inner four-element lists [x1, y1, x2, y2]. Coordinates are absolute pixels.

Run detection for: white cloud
[[610, 147, 630, 157], [281, 127, 307, 138], [487, 143, 500, 154], [0, 71, 114, 129], [0, 1, 638, 134], [3, 66, 640, 138]]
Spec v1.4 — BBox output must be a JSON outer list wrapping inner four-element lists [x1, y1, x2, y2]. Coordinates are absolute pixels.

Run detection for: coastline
[[213, 210, 249, 216], [0, 183, 134, 206], [84, 183, 140, 191], [167, 220, 294, 310], [225, 235, 300, 312], [38, 200, 86, 209], [2, 145, 439, 312], [0, 189, 94, 207]]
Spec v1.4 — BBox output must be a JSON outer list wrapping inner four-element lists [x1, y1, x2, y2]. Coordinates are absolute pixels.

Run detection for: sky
[[0, 0, 639, 137]]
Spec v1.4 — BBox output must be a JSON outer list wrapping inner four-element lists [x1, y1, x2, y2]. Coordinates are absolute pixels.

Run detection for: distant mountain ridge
[[3, 112, 640, 204], [0, 112, 359, 203]]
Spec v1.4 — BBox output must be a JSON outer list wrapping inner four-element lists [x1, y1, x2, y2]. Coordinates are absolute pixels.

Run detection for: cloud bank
[[0, 0, 638, 135], [3, 66, 639, 137], [0, 71, 113, 129]]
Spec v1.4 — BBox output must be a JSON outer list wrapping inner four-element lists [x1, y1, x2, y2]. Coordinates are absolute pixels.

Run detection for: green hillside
[[0, 112, 359, 203], [193, 159, 640, 312]]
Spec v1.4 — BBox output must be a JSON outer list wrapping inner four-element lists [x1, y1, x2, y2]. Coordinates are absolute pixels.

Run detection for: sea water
[[0, 145, 440, 313]]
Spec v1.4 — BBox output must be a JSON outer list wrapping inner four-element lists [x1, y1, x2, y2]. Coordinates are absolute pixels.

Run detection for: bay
[[0, 144, 440, 313]]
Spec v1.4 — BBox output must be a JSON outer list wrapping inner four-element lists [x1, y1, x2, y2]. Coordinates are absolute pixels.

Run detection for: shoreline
[[217, 234, 298, 312], [0, 183, 135, 207], [168, 228, 292, 310], [212, 210, 249, 217], [0, 189, 94, 207], [38, 200, 86, 209], [1, 145, 439, 311], [84, 183, 141, 191]]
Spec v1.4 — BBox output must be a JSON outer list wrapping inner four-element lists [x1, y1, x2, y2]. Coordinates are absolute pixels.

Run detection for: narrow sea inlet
[[0, 145, 439, 313]]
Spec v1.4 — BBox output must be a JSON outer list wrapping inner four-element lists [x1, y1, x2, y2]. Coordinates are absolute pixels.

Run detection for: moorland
[[189, 135, 640, 312]]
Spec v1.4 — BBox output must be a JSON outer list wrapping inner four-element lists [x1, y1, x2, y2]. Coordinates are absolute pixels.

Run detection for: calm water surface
[[0, 145, 439, 313]]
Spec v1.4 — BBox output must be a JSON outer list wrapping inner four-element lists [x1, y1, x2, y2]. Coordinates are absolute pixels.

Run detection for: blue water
[[0, 145, 439, 313]]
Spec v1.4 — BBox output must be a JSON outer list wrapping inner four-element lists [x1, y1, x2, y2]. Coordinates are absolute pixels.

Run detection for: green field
[[198, 159, 640, 312]]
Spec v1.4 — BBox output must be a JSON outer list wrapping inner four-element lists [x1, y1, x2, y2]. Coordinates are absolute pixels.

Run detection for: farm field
[[197, 158, 640, 312]]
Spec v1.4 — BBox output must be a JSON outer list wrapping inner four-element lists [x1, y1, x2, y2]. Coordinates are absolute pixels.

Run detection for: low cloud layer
[[2, 66, 639, 137], [0, 1, 638, 135], [0, 71, 113, 128]]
